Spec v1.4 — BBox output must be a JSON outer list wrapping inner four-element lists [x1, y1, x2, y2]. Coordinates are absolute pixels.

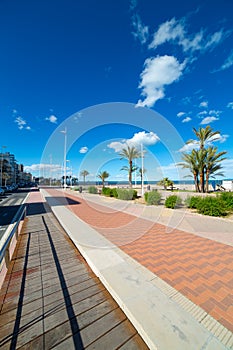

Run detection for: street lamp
[[60, 127, 67, 189], [1, 146, 7, 187], [141, 143, 144, 197]]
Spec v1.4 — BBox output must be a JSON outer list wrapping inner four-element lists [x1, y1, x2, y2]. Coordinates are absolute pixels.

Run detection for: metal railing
[[0, 204, 26, 265]]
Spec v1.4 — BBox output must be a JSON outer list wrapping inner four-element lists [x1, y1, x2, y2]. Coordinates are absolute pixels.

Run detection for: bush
[[197, 196, 227, 216], [111, 188, 118, 198], [165, 195, 182, 209], [145, 190, 161, 205], [185, 196, 202, 209], [218, 192, 233, 210], [117, 188, 137, 200], [88, 186, 98, 194], [102, 187, 112, 196]]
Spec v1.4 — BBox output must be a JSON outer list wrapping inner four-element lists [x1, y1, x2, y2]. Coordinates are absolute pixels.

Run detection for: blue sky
[[1, 0, 233, 182]]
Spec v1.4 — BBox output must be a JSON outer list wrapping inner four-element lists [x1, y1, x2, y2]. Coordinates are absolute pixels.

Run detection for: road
[[0, 189, 30, 240]]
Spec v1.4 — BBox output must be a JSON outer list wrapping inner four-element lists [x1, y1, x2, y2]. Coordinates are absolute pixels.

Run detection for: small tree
[[2, 172, 10, 186], [158, 177, 174, 190], [80, 170, 89, 185], [119, 145, 140, 187], [97, 171, 109, 187], [138, 167, 146, 186]]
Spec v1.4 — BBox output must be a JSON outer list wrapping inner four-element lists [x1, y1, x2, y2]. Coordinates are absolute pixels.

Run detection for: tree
[[186, 126, 221, 192], [138, 167, 146, 186], [97, 171, 109, 187], [80, 170, 89, 185], [187, 126, 220, 150], [205, 146, 227, 192], [119, 145, 140, 187], [158, 177, 174, 190], [2, 172, 10, 186], [179, 150, 200, 192], [180, 125, 227, 193]]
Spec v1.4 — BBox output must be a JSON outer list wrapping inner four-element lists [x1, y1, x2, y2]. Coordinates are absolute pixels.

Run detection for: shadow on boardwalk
[[0, 195, 148, 349]]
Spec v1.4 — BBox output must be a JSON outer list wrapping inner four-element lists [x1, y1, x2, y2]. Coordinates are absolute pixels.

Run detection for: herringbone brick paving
[[46, 189, 233, 333]]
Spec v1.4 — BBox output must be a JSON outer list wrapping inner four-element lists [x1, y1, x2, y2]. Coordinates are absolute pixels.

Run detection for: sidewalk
[[41, 188, 233, 349], [0, 190, 148, 349]]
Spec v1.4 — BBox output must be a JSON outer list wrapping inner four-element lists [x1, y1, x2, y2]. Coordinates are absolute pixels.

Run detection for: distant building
[[0, 152, 32, 185]]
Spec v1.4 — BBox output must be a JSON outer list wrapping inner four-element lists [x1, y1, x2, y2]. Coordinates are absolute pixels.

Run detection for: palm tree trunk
[[205, 170, 209, 192], [200, 172, 205, 193], [129, 160, 132, 188]]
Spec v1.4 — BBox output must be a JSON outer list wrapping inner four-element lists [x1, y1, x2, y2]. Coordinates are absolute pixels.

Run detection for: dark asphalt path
[[0, 189, 29, 240]]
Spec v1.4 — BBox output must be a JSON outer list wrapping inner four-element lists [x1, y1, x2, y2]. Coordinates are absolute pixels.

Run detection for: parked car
[[0, 187, 4, 195]]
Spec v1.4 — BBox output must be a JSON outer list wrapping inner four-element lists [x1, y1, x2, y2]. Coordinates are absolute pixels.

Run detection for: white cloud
[[108, 141, 125, 153], [181, 96, 192, 105], [149, 17, 228, 54], [46, 114, 57, 123], [179, 141, 200, 152], [129, 131, 160, 146], [177, 112, 186, 117], [197, 111, 208, 117], [182, 117, 191, 123], [14, 116, 31, 130], [24, 163, 62, 173], [136, 55, 186, 107], [208, 133, 229, 144], [132, 14, 149, 44], [199, 100, 208, 108], [227, 102, 233, 109], [200, 116, 219, 124], [213, 49, 233, 72], [108, 131, 159, 152], [179, 133, 228, 153], [79, 146, 88, 154], [149, 18, 185, 49], [208, 109, 222, 117], [204, 29, 226, 50]]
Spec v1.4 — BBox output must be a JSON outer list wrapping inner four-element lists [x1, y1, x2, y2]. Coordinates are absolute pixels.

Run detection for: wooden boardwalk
[[0, 194, 148, 349]]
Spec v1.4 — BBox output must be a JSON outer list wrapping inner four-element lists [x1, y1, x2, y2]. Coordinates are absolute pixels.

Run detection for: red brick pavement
[[46, 189, 233, 332]]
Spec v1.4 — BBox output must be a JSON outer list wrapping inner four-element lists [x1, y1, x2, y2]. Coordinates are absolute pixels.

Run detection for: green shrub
[[145, 190, 161, 205], [117, 188, 137, 200], [197, 196, 227, 216], [165, 195, 182, 209], [102, 187, 112, 196], [111, 188, 118, 198], [185, 196, 202, 209], [218, 192, 233, 210], [88, 186, 98, 194]]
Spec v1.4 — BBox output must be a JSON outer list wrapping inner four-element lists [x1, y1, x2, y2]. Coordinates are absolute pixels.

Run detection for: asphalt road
[[0, 189, 30, 240]]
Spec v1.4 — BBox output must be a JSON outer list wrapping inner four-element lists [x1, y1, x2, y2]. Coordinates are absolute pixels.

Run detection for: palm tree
[[187, 125, 220, 149], [179, 150, 201, 192], [205, 146, 227, 192], [138, 167, 146, 187], [119, 145, 140, 187], [157, 177, 174, 190], [186, 125, 220, 192], [80, 170, 89, 185], [97, 171, 109, 187]]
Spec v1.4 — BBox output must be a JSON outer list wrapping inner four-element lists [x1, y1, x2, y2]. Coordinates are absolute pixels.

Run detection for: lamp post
[[141, 143, 144, 197], [1, 146, 7, 187], [60, 127, 67, 189]]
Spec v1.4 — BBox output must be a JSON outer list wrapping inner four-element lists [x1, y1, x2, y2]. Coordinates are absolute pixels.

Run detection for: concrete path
[[41, 188, 233, 349], [0, 190, 148, 349]]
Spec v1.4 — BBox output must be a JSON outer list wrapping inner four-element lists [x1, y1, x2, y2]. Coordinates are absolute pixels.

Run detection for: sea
[[86, 179, 232, 186]]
